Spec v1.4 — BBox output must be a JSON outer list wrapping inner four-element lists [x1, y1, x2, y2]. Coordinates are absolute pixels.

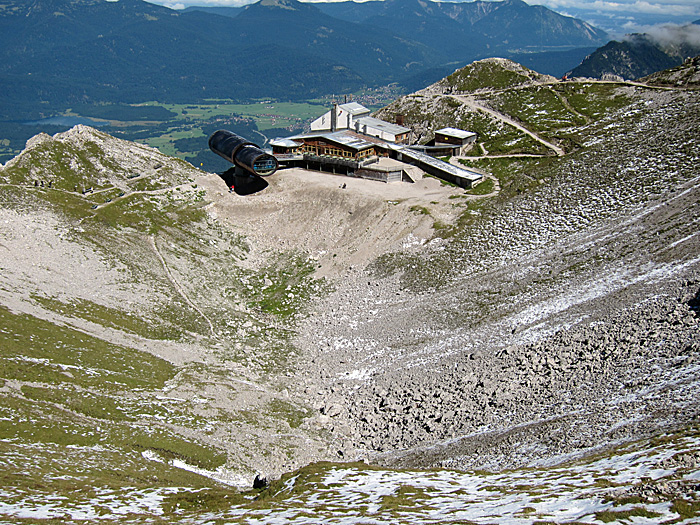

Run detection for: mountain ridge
[[0, 0, 394, 118], [0, 0, 610, 119], [313, 0, 607, 52], [568, 20, 700, 79], [642, 54, 700, 86]]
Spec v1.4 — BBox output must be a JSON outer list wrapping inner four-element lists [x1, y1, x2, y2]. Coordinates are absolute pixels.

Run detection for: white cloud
[[623, 21, 700, 45], [534, 0, 700, 17], [154, 0, 257, 7], [152, 0, 700, 14]]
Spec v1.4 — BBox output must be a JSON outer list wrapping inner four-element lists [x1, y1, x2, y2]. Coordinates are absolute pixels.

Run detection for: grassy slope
[[374, 71, 641, 293], [0, 128, 330, 518], [228, 426, 700, 523]]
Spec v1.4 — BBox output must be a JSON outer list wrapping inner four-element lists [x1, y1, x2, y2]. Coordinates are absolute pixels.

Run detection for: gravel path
[[149, 235, 217, 337], [450, 94, 566, 156]]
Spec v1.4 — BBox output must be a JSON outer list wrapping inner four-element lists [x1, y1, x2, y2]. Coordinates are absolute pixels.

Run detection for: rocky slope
[[297, 81, 700, 473], [0, 126, 347, 491], [642, 54, 700, 87]]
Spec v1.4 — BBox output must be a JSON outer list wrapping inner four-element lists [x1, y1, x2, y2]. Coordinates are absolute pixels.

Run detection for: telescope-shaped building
[[209, 130, 278, 177]]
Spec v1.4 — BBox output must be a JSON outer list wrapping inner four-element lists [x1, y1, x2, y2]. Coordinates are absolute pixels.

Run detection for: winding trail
[[149, 235, 217, 338], [5, 179, 220, 342], [93, 186, 179, 209], [450, 94, 565, 157], [549, 87, 591, 124], [252, 129, 269, 146]]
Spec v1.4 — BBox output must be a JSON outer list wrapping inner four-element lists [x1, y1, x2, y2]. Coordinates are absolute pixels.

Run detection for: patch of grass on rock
[[594, 506, 662, 523]]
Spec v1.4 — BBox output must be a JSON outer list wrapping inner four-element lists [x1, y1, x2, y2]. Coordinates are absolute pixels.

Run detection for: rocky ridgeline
[[375, 58, 558, 143], [642, 55, 700, 87], [1, 125, 199, 190], [431, 57, 557, 94]]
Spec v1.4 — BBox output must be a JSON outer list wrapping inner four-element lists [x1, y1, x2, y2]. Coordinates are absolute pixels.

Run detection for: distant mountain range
[[190, 0, 608, 86], [313, 0, 606, 53], [0, 0, 398, 118], [568, 20, 700, 80], [189, 0, 607, 59], [0, 0, 608, 119]]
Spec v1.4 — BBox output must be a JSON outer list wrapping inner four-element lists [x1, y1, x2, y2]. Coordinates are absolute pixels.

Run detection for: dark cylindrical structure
[[208, 130, 278, 176]]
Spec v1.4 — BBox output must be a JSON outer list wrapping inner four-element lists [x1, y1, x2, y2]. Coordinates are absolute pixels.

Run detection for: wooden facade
[[435, 132, 464, 146], [299, 137, 377, 161], [272, 134, 388, 163], [271, 130, 483, 187]]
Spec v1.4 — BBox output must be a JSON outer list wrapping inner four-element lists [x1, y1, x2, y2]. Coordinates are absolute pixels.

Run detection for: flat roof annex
[[393, 146, 483, 184], [435, 127, 477, 139], [269, 138, 302, 148]]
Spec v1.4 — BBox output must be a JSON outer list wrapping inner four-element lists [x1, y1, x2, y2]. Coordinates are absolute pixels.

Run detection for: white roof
[[357, 116, 410, 136], [269, 138, 302, 148], [283, 130, 377, 151], [396, 146, 482, 183], [436, 127, 477, 139], [338, 102, 370, 116]]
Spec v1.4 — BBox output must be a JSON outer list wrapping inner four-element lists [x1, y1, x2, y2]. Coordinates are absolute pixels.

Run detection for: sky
[[533, 0, 700, 33], [149, 0, 700, 35], [536, 0, 700, 19]]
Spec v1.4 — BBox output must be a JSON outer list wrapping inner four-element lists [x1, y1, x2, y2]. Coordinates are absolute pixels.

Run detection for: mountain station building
[[270, 102, 483, 188], [310, 101, 411, 144]]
